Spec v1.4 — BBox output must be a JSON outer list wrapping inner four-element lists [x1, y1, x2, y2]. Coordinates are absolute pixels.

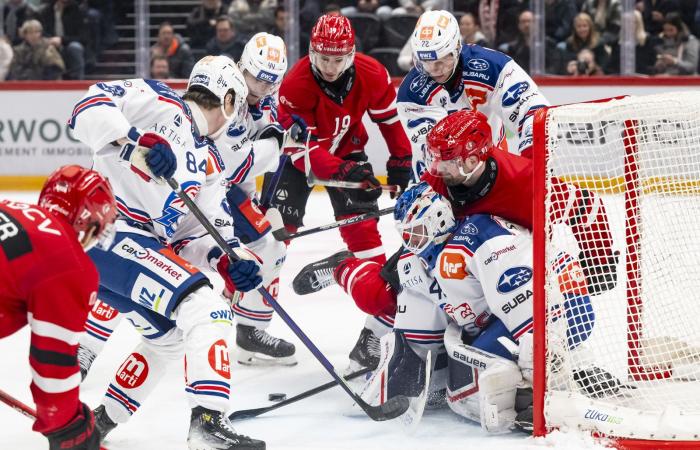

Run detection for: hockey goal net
[[533, 92, 700, 447]]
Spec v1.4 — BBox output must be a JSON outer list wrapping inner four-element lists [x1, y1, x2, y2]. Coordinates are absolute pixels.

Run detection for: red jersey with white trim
[[278, 53, 411, 178], [423, 149, 533, 227], [0, 200, 98, 434]]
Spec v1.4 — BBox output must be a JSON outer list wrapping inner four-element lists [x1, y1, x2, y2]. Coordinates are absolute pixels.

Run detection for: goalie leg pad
[[444, 323, 522, 433], [362, 331, 428, 405]]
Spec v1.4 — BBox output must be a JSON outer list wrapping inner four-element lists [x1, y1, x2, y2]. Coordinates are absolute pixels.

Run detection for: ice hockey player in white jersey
[[397, 10, 549, 177], [77, 35, 301, 370], [213, 32, 299, 365], [363, 183, 624, 433], [69, 55, 268, 449]]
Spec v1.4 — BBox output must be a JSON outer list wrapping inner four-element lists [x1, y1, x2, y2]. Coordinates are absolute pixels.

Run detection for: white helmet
[[239, 32, 288, 86], [410, 11, 461, 73], [188, 55, 248, 122]]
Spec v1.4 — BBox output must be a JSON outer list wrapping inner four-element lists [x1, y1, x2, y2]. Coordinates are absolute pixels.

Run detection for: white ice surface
[[0, 191, 607, 450]]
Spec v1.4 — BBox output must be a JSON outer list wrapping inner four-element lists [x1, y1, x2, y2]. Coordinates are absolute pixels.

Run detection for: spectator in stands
[[653, 12, 699, 75], [267, 6, 310, 56], [0, 35, 13, 80], [228, 0, 276, 21], [498, 9, 560, 74], [150, 55, 169, 79], [187, 0, 228, 50], [638, 0, 680, 35], [3, 0, 36, 46], [339, 0, 396, 18], [150, 21, 194, 79], [8, 19, 65, 80], [205, 15, 245, 61], [582, 0, 621, 45], [545, 0, 578, 43], [460, 12, 490, 47], [35, 0, 86, 79], [566, 47, 605, 75], [607, 9, 660, 74], [558, 12, 610, 74]]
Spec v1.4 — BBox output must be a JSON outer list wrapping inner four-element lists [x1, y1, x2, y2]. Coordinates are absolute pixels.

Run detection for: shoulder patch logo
[[439, 251, 468, 280], [501, 81, 530, 107]]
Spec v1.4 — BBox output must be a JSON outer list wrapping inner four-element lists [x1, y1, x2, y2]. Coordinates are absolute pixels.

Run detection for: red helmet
[[426, 110, 493, 176], [39, 165, 118, 249], [310, 14, 355, 56]]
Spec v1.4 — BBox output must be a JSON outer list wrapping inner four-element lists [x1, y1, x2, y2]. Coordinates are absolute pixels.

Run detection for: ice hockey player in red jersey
[[267, 13, 413, 371], [267, 13, 412, 266], [0, 165, 117, 450], [295, 110, 618, 321]]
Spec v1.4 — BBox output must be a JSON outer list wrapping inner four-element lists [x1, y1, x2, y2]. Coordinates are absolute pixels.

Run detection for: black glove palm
[[386, 155, 412, 198]]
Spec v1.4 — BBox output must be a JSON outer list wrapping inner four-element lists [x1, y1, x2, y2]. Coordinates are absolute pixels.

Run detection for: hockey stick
[[271, 206, 395, 242], [165, 176, 409, 422], [0, 388, 36, 420], [0, 388, 108, 450], [302, 129, 400, 192], [259, 154, 289, 210], [229, 367, 372, 421]]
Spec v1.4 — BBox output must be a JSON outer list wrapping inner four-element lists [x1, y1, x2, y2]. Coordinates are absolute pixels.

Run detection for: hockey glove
[[386, 155, 412, 198], [333, 160, 382, 202], [125, 128, 177, 181], [258, 115, 309, 152], [45, 402, 100, 450], [209, 245, 263, 293]]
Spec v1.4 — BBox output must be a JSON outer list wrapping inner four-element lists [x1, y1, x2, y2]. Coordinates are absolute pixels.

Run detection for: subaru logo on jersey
[[407, 117, 436, 129], [501, 82, 530, 107], [190, 74, 210, 85], [97, 82, 125, 97], [467, 59, 489, 71], [409, 74, 429, 92], [227, 123, 246, 137], [461, 222, 478, 235], [417, 50, 438, 61], [497, 266, 533, 293], [256, 70, 278, 83]]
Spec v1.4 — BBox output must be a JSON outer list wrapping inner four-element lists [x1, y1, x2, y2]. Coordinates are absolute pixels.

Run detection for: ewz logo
[[257, 70, 278, 83]]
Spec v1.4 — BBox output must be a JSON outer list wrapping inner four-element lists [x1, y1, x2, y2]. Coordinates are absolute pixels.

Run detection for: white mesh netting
[[541, 92, 700, 441]]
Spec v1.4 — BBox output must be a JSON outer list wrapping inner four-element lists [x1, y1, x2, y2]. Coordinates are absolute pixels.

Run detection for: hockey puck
[[268, 393, 287, 402]]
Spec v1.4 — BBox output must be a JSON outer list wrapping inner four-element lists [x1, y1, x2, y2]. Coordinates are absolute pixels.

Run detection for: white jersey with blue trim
[[216, 95, 280, 196], [433, 214, 534, 342], [396, 45, 549, 176], [69, 79, 234, 270]]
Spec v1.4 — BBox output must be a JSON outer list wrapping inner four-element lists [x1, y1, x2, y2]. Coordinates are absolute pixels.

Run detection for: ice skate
[[292, 250, 352, 295], [188, 406, 265, 450], [235, 324, 296, 366]]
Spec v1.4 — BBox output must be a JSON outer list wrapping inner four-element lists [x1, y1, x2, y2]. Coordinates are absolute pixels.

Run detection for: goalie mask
[[309, 14, 356, 82], [395, 183, 456, 267], [187, 55, 248, 135], [239, 32, 287, 103], [411, 11, 461, 83], [426, 110, 494, 183], [39, 165, 118, 251]]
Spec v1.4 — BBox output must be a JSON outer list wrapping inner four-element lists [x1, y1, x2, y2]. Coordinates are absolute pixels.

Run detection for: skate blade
[[235, 348, 297, 367]]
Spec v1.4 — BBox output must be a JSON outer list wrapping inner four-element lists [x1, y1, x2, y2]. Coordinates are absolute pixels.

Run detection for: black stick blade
[[364, 395, 410, 421]]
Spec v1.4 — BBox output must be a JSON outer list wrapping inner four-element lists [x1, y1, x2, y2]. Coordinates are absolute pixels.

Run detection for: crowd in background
[[1, 0, 700, 81]]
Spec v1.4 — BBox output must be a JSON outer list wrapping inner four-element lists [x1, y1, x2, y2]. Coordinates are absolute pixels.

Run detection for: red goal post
[[532, 92, 700, 448]]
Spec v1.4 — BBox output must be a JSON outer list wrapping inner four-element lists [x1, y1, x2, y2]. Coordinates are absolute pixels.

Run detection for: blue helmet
[[395, 182, 456, 267], [394, 182, 431, 222]]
